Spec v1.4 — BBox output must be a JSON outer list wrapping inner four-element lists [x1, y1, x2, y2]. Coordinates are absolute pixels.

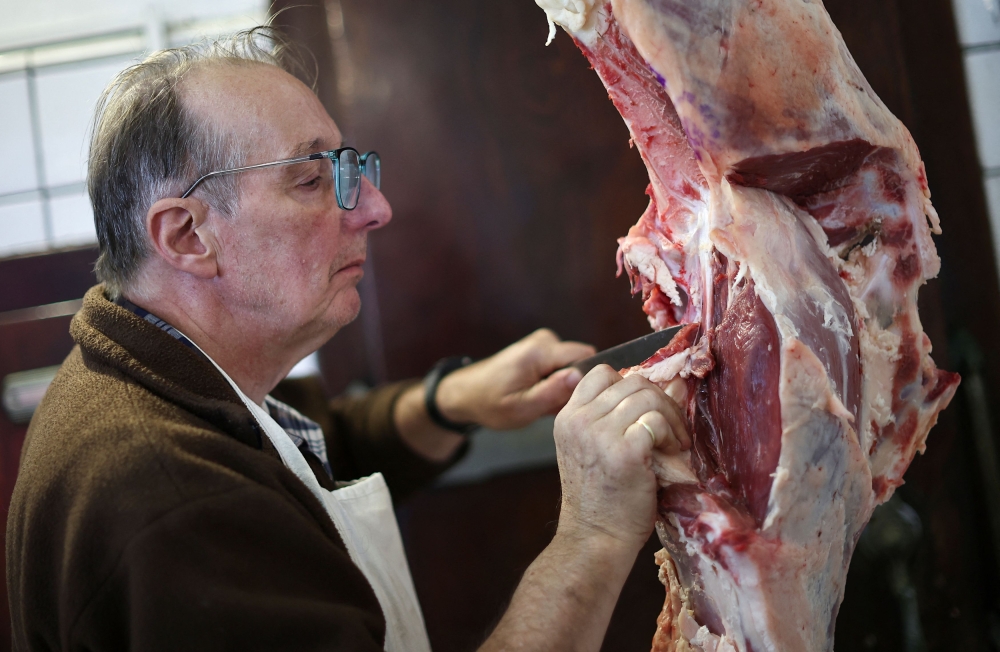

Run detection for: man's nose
[[343, 177, 392, 232]]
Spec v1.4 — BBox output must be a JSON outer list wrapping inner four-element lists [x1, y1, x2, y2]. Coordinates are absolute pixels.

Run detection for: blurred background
[[1, 0, 999, 650]]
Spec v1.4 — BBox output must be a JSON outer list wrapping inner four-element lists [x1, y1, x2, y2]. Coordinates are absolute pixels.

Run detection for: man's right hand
[[553, 365, 691, 555]]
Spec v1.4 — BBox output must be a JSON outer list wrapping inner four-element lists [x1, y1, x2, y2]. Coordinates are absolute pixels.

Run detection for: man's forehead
[[180, 62, 342, 158]]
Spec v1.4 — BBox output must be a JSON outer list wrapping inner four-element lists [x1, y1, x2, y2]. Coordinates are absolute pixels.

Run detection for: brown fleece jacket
[[6, 286, 461, 651]]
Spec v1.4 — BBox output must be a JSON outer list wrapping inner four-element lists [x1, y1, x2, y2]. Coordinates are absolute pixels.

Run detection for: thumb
[[516, 367, 583, 416]]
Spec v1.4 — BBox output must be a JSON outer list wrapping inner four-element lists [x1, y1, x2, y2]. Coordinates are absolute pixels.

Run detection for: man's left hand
[[435, 329, 596, 431]]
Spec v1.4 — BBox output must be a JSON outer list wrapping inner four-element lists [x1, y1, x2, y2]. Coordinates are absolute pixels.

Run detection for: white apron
[[197, 349, 432, 652]]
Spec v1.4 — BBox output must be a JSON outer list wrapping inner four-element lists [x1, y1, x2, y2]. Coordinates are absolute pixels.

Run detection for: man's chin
[[327, 288, 363, 330]]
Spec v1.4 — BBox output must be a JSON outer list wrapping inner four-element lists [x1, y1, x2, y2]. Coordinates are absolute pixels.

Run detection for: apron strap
[[188, 340, 432, 652]]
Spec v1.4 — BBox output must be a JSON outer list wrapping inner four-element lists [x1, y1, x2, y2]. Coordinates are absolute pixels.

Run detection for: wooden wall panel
[[305, 0, 652, 391], [0, 247, 97, 313]]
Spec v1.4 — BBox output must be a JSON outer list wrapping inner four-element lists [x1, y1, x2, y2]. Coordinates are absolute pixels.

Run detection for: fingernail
[[565, 368, 583, 387]]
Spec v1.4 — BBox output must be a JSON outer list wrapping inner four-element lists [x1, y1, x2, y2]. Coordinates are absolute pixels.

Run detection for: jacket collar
[[70, 285, 262, 449]]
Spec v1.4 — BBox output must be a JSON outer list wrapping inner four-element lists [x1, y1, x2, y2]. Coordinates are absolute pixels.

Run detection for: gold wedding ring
[[637, 417, 656, 446]]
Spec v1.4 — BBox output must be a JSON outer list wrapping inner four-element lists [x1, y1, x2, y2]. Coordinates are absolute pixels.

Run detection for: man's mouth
[[337, 258, 366, 274]]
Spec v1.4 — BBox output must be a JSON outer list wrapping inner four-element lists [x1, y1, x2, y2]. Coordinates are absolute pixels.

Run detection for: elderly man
[[6, 29, 688, 651]]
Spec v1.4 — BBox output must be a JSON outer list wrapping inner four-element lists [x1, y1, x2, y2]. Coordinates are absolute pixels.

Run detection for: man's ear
[[146, 197, 218, 279]]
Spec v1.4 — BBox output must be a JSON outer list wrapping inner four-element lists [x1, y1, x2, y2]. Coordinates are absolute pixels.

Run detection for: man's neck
[[123, 283, 309, 405]]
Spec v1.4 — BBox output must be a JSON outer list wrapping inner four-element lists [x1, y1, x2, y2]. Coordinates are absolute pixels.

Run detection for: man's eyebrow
[[287, 137, 343, 158], [287, 138, 323, 157]]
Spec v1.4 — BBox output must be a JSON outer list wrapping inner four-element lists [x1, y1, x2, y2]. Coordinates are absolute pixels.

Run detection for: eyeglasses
[[180, 147, 381, 210]]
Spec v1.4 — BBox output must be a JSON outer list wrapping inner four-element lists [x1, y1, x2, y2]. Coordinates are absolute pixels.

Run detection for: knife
[[570, 324, 688, 375]]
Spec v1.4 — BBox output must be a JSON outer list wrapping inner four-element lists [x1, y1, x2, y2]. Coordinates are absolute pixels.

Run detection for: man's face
[[182, 63, 391, 349]]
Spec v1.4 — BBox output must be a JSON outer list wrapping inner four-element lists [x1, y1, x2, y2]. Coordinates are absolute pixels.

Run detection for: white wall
[[0, 0, 266, 259], [953, 0, 1000, 278], [0, 0, 266, 52]]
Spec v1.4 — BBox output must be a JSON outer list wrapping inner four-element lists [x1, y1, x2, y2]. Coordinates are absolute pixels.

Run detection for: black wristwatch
[[423, 356, 478, 435]]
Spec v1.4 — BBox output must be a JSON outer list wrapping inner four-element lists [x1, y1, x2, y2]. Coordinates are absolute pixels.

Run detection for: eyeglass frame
[[179, 147, 380, 210]]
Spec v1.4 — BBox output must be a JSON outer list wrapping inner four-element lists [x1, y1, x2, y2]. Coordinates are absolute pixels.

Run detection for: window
[[953, 0, 1000, 278], [0, 6, 265, 259]]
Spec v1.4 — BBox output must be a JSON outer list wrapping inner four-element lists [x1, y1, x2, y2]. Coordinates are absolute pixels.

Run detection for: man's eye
[[299, 176, 321, 188]]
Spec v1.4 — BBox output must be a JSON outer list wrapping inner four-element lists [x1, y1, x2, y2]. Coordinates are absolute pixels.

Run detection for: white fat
[[733, 260, 750, 286], [817, 290, 854, 343], [858, 318, 901, 430], [690, 626, 723, 652], [773, 313, 800, 341], [679, 613, 705, 643], [859, 254, 894, 307], [535, 0, 602, 45], [923, 193, 942, 234], [861, 236, 880, 258], [717, 639, 739, 652], [695, 511, 732, 544], [843, 249, 906, 458], [669, 512, 754, 652], [765, 338, 872, 547], [797, 201, 847, 270], [624, 240, 684, 307], [645, 351, 688, 384]]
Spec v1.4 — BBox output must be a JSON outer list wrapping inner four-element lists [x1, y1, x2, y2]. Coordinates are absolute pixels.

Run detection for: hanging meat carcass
[[534, 1, 960, 650]]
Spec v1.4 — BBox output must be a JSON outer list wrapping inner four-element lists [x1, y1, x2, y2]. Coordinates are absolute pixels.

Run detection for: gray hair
[[88, 25, 302, 299]]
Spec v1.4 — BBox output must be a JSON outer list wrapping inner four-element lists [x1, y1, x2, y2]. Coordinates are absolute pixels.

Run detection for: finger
[[584, 373, 660, 418], [515, 367, 582, 415], [659, 394, 691, 451], [664, 377, 687, 405], [536, 341, 598, 375], [624, 410, 682, 454], [519, 328, 564, 355], [592, 377, 690, 450], [550, 366, 585, 391], [601, 385, 672, 435], [518, 329, 596, 375], [495, 328, 559, 363], [508, 330, 595, 380], [566, 364, 622, 407], [526, 327, 560, 343]]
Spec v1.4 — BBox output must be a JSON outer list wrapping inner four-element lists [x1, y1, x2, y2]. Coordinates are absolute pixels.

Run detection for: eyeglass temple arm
[[179, 153, 326, 199]]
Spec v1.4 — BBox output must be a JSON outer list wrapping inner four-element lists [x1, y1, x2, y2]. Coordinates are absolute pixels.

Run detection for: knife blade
[[571, 324, 688, 375]]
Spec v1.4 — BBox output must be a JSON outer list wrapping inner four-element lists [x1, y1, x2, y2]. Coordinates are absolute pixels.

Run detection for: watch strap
[[423, 356, 478, 435]]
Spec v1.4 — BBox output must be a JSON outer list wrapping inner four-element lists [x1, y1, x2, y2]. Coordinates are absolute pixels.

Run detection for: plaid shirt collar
[[115, 296, 332, 479], [261, 396, 332, 478]]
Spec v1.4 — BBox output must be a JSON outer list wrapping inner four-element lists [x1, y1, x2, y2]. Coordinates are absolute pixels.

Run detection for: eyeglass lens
[[362, 153, 380, 191], [338, 149, 362, 210]]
